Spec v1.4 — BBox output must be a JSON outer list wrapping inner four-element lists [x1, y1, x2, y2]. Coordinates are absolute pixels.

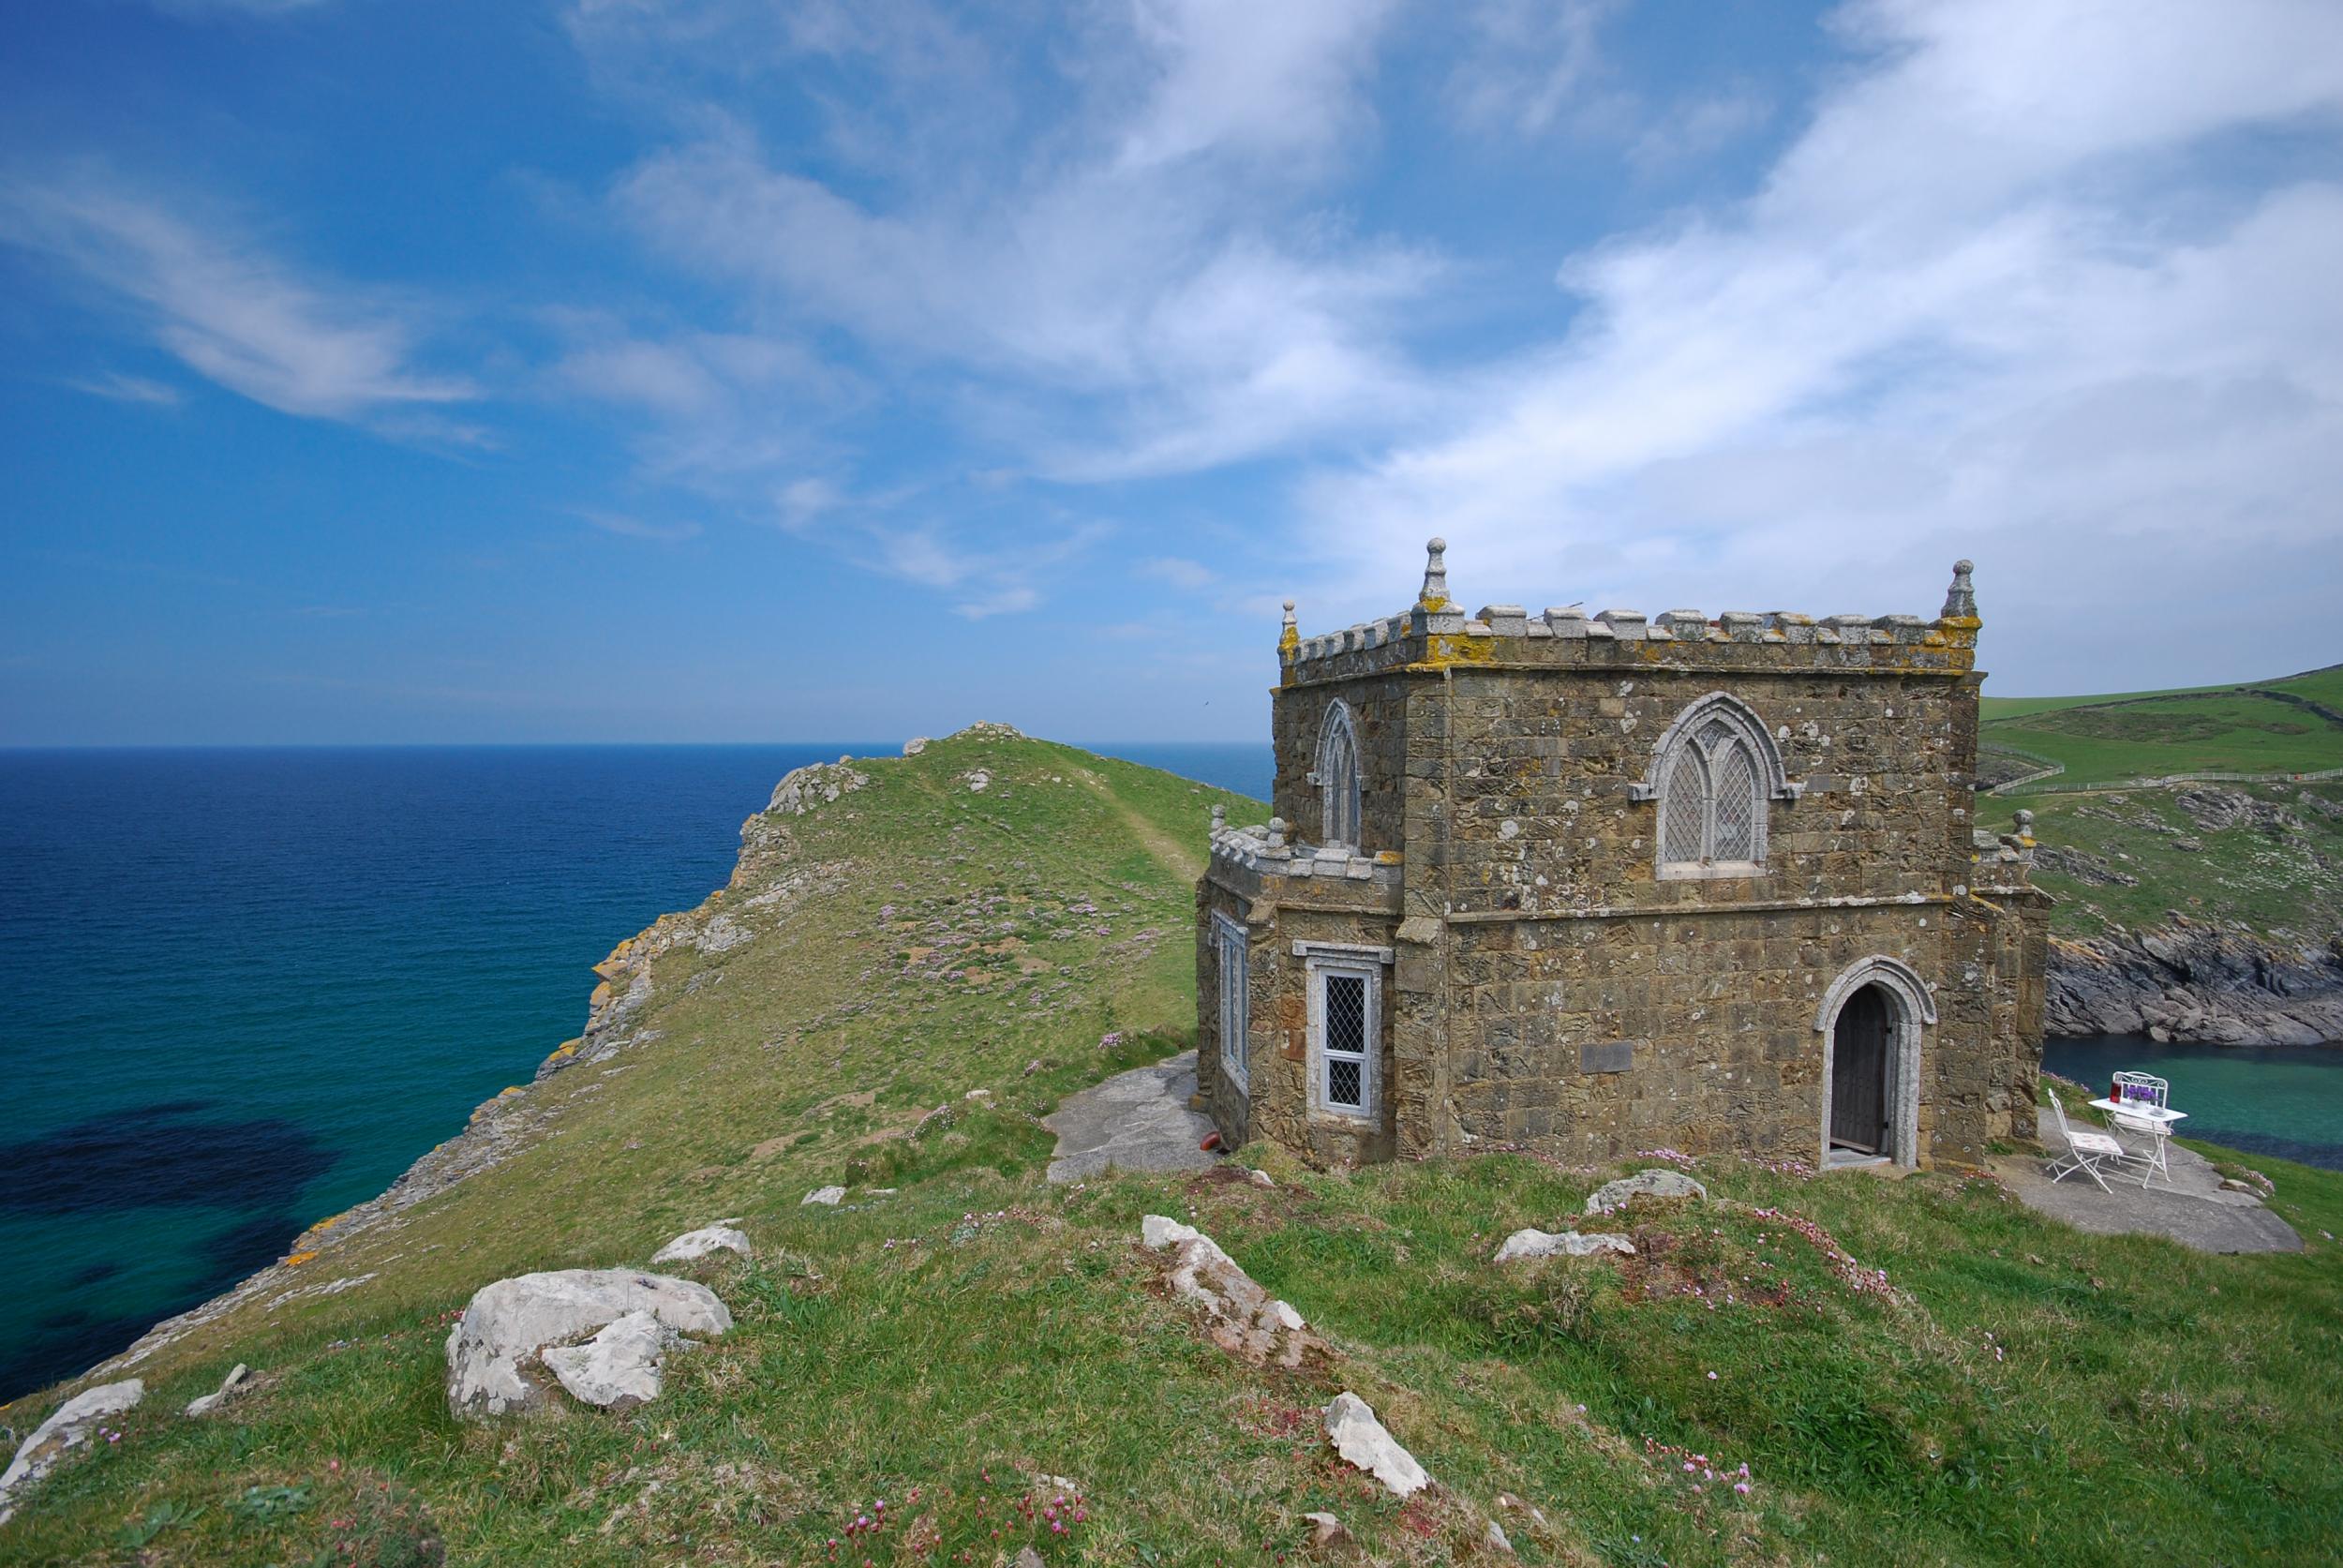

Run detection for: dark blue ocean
[[0, 742, 1271, 1404]]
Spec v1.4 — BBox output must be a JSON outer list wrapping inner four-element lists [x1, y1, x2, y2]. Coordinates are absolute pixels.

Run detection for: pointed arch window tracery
[[1634, 693, 1800, 877], [1313, 700, 1364, 850]]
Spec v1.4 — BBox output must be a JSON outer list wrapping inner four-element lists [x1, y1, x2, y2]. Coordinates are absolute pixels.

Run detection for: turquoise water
[[2041, 1037, 2343, 1170], [0, 742, 1270, 1404]]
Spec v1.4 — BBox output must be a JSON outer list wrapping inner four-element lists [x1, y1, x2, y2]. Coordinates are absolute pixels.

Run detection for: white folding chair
[[2112, 1071, 2169, 1110], [2045, 1094, 2122, 1192]]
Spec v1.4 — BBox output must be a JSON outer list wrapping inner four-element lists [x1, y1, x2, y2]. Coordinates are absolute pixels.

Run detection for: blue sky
[[4, 0, 2339, 744]]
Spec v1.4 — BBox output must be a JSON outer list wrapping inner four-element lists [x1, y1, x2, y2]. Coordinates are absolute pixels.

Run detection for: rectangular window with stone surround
[[1308, 956, 1379, 1119], [1213, 913, 1248, 1095]]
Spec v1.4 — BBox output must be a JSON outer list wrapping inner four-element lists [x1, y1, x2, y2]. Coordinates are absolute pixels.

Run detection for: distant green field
[[1981, 664, 2343, 788]]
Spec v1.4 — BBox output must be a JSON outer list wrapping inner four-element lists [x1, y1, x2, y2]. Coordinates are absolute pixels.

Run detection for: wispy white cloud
[[545, 311, 860, 487], [1448, 0, 1621, 138], [1113, 0, 1404, 172], [0, 172, 476, 426], [597, 0, 1431, 485], [1279, 0, 2343, 686], [67, 370, 184, 406]]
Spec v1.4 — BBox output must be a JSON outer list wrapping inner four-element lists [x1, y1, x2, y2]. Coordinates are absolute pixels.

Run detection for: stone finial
[[1210, 804, 1226, 831], [2014, 808, 2034, 839], [1265, 816, 1288, 851], [1278, 599, 1299, 655], [1941, 559, 1978, 621], [1418, 537, 1450, 610]]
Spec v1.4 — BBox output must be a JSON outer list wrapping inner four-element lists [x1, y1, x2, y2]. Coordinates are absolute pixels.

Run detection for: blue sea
[[0, 742, 1271, 1405], [2040, 1037, 2343, 1173]]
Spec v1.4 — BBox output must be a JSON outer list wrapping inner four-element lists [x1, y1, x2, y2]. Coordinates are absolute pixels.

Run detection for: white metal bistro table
[[2088, 1099, 2186, 1187]]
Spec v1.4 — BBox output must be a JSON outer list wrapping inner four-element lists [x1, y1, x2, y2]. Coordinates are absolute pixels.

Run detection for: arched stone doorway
[[1814, 957, 1933, 1169]]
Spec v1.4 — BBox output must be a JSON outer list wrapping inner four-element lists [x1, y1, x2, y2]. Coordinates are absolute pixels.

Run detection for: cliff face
[[2048, 924, 2343, 1046]]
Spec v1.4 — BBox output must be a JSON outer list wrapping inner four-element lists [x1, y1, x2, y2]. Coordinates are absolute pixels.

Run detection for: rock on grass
[[445, 1270, 729, 1418], [1495, 1228, 1635, 1262], [0, 1379, 143, 1525], [1324, 1392, 1430, 1497]]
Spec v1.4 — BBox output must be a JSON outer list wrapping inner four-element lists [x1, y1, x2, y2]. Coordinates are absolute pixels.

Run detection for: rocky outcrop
[[2048, 924, 2343, 1046], [444, 1270, 730, 1418], [1141, 1216, 1313, 1367], [766, 760, 870, 816], [0, 1379, 143, 1526]]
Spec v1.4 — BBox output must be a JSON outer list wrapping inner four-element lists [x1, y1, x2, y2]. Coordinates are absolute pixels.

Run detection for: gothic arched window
[[1634, 694, 1799, 876], [1314, 700, 1363, 849]]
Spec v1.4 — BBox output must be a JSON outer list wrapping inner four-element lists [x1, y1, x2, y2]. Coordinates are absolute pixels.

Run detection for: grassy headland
[[1978, 666, 2343, 943], [1980, 665, 2343, 788], [5, 730, 2342, 1565]]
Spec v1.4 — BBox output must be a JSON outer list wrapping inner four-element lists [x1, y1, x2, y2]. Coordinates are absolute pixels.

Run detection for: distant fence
[[2003, 764, 2343, 798], [1980, 743, 2067, 796]]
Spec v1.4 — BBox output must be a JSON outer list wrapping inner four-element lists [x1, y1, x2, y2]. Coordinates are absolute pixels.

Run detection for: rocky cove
[[2048, 922, 2343, 1047]]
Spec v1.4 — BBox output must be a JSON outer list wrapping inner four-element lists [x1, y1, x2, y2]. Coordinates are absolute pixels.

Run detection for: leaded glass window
[[1215, 916, 1248, 1094], [1309, 958, 1378, 1119], [1661, 750, 1709, 863], [1712, 744, 1758, 859], [1653, 699, 1774, 872]]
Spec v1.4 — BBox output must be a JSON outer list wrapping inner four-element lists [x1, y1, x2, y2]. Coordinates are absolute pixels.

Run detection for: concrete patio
[[1043, 1052, 1220, 1184], [1994, 1133, 2303, 1253]]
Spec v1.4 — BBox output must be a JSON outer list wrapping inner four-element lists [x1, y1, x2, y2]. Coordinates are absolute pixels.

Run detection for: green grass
[[1980, 681, 2244, 723], [1971, 662, 2343, 938], [1984, 781, 2343, 940], [1979, 664, 2343, 789], [7, 731, 2343, 1565]]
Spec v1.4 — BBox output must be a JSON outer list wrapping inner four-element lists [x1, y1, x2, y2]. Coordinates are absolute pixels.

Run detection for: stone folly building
[[1195, 542, 2050, 1172]]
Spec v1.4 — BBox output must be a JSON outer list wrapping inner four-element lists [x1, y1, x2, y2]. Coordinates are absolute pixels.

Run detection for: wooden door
[[1830, 986, 1890, 1154]]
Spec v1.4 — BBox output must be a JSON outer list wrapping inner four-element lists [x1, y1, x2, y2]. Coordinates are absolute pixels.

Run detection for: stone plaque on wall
[[1579, 1039, 1636, 1074]]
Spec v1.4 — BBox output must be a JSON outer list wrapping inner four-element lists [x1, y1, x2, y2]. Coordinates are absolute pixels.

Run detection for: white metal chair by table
[[2045, 1094, 2123, 1193], [2113, 1071, 2170, 1110]]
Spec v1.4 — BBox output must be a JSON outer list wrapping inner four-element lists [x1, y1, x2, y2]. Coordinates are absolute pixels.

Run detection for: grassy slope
[[1979, 782, 2343, 941], [1976, 665, 2343, 939], [7, 733, 2343, 1565], [1979, 665, 2343, 786]]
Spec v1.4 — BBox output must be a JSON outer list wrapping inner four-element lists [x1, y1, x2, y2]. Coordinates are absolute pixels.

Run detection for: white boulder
[[444, 1269, 730, 1417], [0, 1379, 144, 1525], [1324, 1391, 1430, 1498], [1494, 1228, 1636, 1262], [801, 1186, 845, 1206], [182, 1363, 251, 1418], [1585, 1169, 1707, 1216], [542, 1310, 669, 1410], [652, 1224, 752, 1263]]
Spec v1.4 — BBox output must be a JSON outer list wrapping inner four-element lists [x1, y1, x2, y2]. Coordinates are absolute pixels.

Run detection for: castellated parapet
[[1197, 545, 2046, 1173]]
